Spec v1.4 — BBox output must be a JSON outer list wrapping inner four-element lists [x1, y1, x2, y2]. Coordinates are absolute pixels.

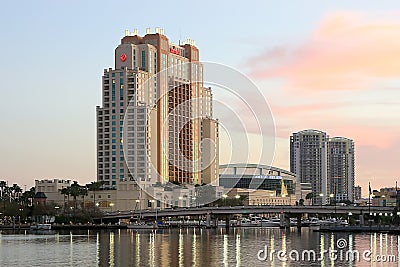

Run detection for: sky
[[1, 1, 400, 195]]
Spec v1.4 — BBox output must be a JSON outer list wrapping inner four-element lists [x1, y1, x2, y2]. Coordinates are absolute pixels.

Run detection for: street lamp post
[[319, 193, 324, 207], [95, 203, 102, 224], [235, 194, 240, 205], [222, 194, 228, 206], [109, 203, 115, 212]]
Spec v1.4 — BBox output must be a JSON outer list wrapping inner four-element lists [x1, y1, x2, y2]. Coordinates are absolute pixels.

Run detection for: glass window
[[142, 50, 146, 70]]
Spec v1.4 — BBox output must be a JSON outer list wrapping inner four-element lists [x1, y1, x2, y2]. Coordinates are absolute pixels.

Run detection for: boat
[[290, 218, 300, 226], [30, 223, 52, 230], [127, 222, 158, 229], [309, 218, 321, 227], [250, 216, 262, 226], [216, 220, 226, 227], [238, 218, 252, 227], [261, 218, 281, 227]]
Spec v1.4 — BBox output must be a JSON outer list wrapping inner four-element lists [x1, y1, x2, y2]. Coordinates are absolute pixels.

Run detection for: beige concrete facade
[[97, 28, 219, 190], [34, 179, 224, 212], [35, 179, 71, 204], [227, 188, 297, 206]]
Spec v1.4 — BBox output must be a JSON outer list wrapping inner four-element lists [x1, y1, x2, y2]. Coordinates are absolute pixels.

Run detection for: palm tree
[[69, 181, 82, 214], [0, 181, 7, 199], [305, 192, 313, 206], [88, 181, 105, 213], [0, 181, 7, 213], [79, 186, 88, 209], [60, 187, 70, 213], [11, 184, 22, 203]]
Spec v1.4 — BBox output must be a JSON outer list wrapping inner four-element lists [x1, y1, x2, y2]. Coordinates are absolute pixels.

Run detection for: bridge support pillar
[[297, 215, 302, 231], [359, 214, 365, 226], [225, 216, 230, 229], [280, 214, 290, 229], [206, 213, 211, 228]]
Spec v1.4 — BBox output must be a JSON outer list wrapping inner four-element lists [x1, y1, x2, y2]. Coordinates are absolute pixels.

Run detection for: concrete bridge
[[98, 205, 395, 224]]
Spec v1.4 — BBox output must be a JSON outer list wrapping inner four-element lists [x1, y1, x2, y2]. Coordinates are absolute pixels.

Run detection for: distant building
[[227, 188, 296, 206], [372, 187, 398, 207], [354, 185, 362, 200], [290, 129, 328, 205], [290, 129, 356, 205], [35, 179, 71, 204], [299, 183, 313, 205], [219, 164, 299, 205], [34, 178, 223, 211], [33, 192, 47, 206], [327, 137, 355, 202]]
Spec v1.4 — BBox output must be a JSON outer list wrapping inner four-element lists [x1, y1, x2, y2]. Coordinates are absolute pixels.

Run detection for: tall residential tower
[[290, 129, 328, 205], [327, 137, 355, 203], [96, 29, 219, 189], [290, 130, 355, 205]]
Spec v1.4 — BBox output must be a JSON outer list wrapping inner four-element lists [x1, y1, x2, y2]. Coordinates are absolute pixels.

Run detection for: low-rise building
[[34, 178, 224, 212], [35, 179, 71, 204], [219, 164, 300, 205], [354, 185, 362, 201], [372, 187, 398, 207], [227, 188, 296, 206]]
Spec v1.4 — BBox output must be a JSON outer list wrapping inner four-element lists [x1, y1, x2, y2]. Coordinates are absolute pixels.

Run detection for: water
[[0, 228, 398, 266]]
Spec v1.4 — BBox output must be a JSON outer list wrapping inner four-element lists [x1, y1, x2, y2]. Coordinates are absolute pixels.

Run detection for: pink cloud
[[270, 101, 398, 149], [248, 12, 400, 91]]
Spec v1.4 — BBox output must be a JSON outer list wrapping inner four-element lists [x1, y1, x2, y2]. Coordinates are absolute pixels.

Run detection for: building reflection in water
[[192, 228, 197, 267], [329, 234, 334, 267], [320, 233, 325, 267], [235, 233, 240, 267], [281, 230, 286, 267], [92, 227, 399, 266]]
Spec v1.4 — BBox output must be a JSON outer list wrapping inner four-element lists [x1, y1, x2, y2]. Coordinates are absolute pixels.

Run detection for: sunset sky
[[1, 1, 399, 195]]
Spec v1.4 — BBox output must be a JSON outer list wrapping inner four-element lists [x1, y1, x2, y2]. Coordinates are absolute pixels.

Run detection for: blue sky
[[1, 1, 400, 194]]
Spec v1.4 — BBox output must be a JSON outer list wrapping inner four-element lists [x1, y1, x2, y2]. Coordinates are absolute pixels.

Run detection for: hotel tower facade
[[96, 28, 219, 189]]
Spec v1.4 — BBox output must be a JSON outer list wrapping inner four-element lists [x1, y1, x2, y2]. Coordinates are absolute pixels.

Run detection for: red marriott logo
[[169, 46, 180, 55], [120, 54, 127, 62]]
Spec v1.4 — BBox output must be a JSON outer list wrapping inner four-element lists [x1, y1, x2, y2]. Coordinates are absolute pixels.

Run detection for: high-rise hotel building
[[96, 29, 219, 189], [290, 129, 355, 205]]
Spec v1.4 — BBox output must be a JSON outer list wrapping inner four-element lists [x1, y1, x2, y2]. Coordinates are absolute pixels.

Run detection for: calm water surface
[[0, 228, 399, 266]]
